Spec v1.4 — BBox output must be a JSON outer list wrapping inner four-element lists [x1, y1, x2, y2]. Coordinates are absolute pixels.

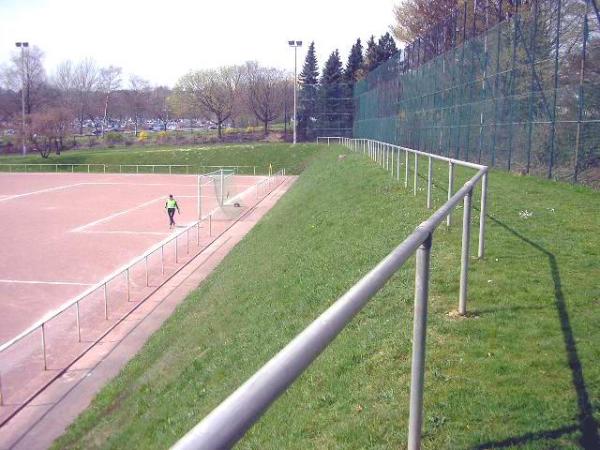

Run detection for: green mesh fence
[[354, 0, 600, 187]]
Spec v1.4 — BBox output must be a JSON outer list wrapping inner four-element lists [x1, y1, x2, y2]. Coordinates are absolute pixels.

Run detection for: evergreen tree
[[320, 50, 345, 136], [343, 39, 364, 135], [344, 38, 364, 83], [363, 35, 379, 73], [377, 32, 398, 64], [298, 42, 319, 140]]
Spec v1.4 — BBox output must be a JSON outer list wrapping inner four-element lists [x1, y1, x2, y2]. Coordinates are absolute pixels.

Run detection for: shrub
[[137, 131, 149, 143], [104, 132, 124, 145], [156, 130, 169, 144]]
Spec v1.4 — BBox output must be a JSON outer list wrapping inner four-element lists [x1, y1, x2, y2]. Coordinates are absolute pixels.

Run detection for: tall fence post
[[405, 149, 409, 188], [447, 162, 454, 227], [478, 171, 488, 259], [427, 157, 433, 209], [407, 233, 432, 450], [459, 189, 473, 315], [413, 153, 418, 196]]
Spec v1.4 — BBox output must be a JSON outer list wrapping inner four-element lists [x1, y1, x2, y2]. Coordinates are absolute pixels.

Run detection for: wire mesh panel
[[354, 0, 600, 187]]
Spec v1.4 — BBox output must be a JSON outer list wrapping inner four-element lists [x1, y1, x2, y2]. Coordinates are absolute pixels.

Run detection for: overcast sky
[[1, 0, 399, 87]]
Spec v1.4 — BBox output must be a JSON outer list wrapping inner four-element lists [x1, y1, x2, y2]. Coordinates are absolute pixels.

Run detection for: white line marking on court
[[0, 183, 85, 203], [0, 279, 94, 286], [71, 196, 164, 232]]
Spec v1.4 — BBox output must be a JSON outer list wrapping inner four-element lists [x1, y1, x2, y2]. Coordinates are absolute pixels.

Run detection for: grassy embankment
[[54, 145, 599, 449]]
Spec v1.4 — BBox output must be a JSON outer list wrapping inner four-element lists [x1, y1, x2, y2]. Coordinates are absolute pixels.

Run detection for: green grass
[[0, 143, 318, 175], [53, 145, 599, 449]]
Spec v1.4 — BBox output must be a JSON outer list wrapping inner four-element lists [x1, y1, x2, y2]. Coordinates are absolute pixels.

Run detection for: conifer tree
[[320, 50, 345, 136], [343, 39, 364, 134], [363, 35, 379, 73], [298, 42, 319, 140], [344, 38, 364, 83], [377, 32, 398, 64]]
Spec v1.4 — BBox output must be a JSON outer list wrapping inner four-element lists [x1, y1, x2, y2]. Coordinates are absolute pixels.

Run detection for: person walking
[[165, 194, 180, 228]]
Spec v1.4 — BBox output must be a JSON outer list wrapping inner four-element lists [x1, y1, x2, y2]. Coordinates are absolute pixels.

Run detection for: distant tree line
[[0, 31, 400, 156], [0, 50, 294, 157]]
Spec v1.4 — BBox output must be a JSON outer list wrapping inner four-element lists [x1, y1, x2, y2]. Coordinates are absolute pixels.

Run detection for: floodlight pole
[[288, 40, 302, 145], [15, 42, 28, 156]]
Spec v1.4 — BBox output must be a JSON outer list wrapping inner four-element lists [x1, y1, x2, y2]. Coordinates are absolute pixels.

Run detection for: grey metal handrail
[[173, 138, 488, 450]]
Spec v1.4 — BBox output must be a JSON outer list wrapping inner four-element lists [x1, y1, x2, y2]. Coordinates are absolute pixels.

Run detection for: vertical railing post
[[459, 189, 473, 315], [478, 171, 488, 259], [41, 324, 48, 370], [405, 149, 409, 188], [427, 157, 433, 209], [447, 162, 454, 227], [396, 148, 401, 180], [407, 233, 432, 450], [413, 153, 418, 196]]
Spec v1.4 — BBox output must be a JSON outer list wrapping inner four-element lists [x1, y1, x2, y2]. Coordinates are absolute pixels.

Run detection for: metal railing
[[0, 164, 265, 176], [0, 169, 286, 425], [173, 138, 488, 450]]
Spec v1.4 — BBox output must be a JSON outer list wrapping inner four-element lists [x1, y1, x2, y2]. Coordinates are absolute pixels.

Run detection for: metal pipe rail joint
[[173, 138, 488, 450]]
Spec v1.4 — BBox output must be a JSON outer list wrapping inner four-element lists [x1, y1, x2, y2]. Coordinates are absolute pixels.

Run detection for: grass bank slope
[[54, 147, 599, 449], [0, 143, 318, 175]]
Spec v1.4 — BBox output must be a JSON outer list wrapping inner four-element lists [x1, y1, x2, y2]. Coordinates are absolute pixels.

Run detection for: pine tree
[[321, 50, 343, 85], [344, 38, 364, 83], [298, 42, 319, 140], [363, 35, 379, 73], [377, 32, 398, 64], [320, 50, 345, 136], [343, 39, 364, 135]]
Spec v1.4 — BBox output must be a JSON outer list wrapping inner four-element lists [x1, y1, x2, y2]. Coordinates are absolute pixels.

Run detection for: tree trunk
[[102, 93, 110, 137]]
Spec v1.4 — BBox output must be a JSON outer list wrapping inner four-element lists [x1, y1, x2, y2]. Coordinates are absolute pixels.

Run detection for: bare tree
[[175, 66, 244, 139], [150, 86, 172, 131], [29, 107, 72, 157], [54, 59, 99, 134], [1, 46, 48, 115], [128, 75, 150, 136], [98, 66, 122, 136], [245, 62, 288, 135]]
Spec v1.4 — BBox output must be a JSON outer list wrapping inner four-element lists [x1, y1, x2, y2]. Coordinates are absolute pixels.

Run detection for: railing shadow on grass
[[473, 214, 599, 450]]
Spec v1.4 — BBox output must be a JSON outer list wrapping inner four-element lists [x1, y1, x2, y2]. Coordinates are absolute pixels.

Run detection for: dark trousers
[[167, 208, 176, 225]]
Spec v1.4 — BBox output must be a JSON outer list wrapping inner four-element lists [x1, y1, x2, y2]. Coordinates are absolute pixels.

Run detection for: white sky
[[0, 0, 399, 87]]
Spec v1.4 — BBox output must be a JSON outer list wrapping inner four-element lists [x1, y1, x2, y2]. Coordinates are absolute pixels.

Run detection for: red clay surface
[[0, 172, 268, 417]]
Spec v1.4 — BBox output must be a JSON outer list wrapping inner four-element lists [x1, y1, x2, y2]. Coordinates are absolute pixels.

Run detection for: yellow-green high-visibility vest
[[166, 199, 177, 208]]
